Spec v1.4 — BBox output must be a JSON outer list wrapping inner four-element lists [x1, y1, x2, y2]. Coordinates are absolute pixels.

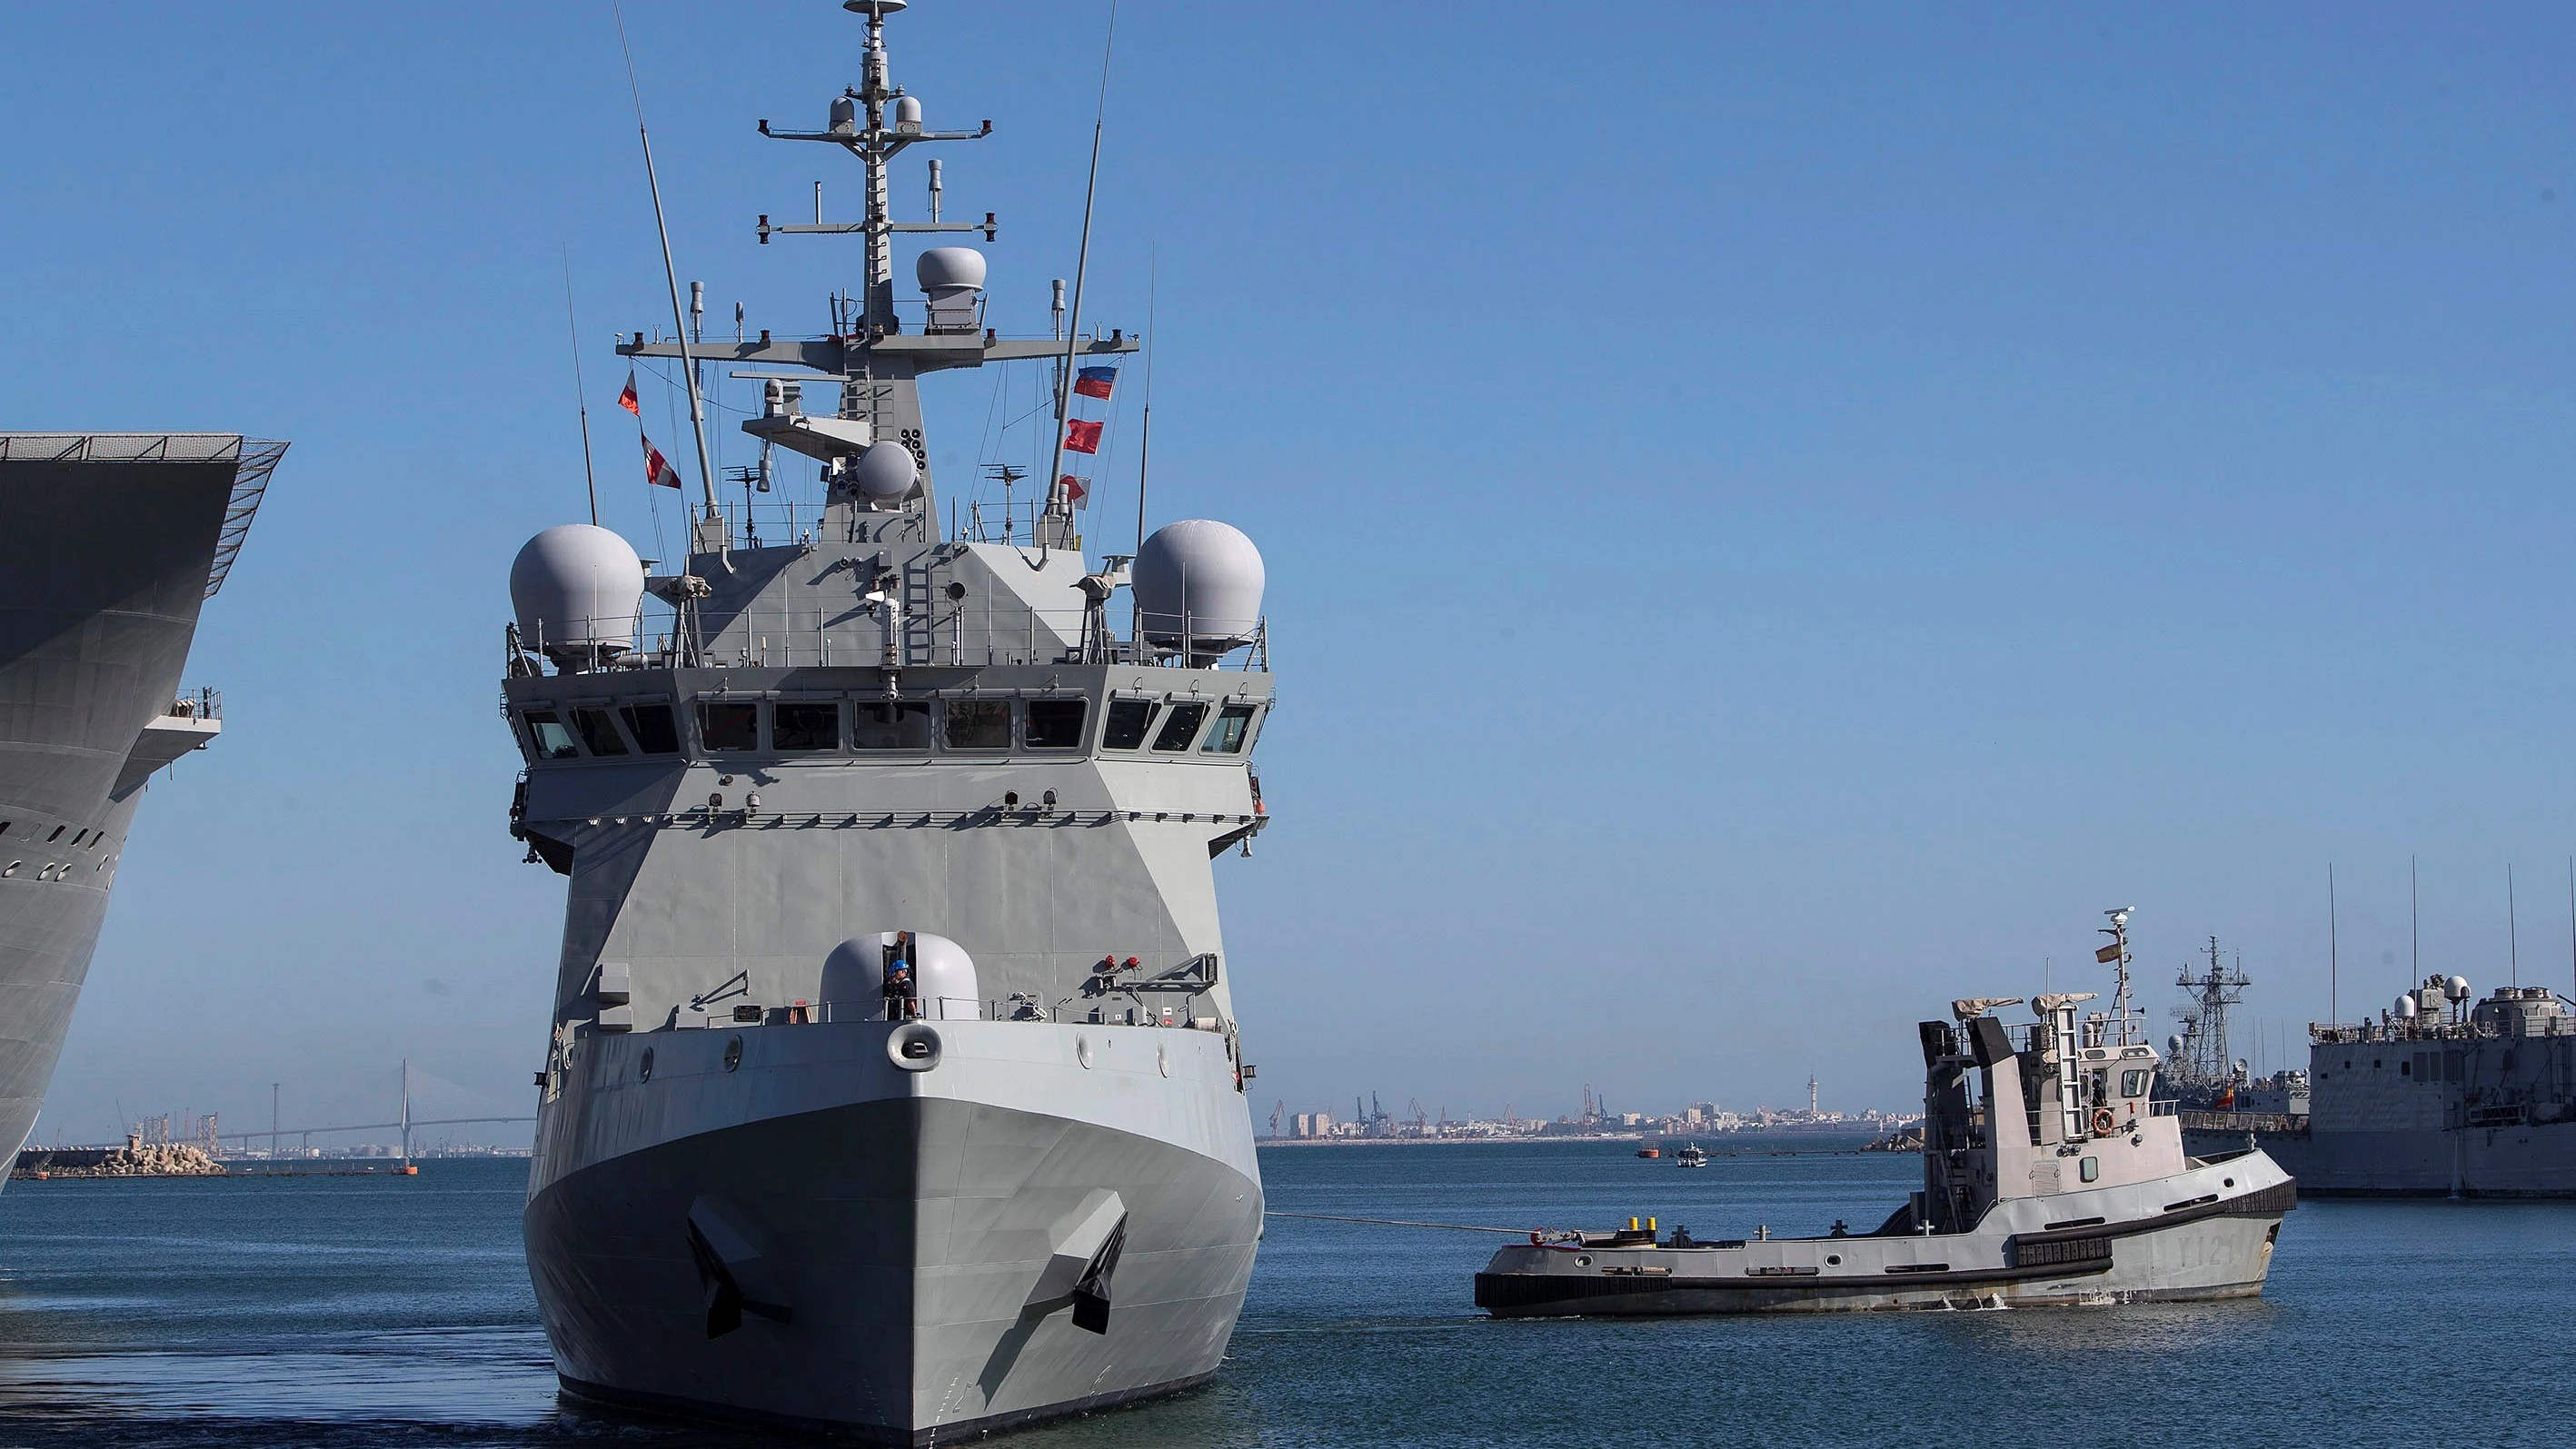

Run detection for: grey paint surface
[[0, 433, 278, 1164]]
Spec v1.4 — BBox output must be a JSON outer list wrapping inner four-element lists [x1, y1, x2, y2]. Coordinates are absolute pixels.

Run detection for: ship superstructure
[[2185, 975, 2576, 1195], [507, 5, 1269, 1438], [1478, 911, 2294, 1315], [0, 432, 282, 1166]]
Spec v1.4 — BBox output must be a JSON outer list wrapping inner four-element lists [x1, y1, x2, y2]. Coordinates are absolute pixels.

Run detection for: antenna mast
[[562, 249, 600, 526], [613, 5, 724, 552], [1042, 0, 1118, 537]]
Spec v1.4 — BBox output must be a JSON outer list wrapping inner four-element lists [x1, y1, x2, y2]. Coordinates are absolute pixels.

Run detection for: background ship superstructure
[[0, 432, 281, 1164], [506, 4, 1270, 1439], [2185, 974, 2576, 1195]]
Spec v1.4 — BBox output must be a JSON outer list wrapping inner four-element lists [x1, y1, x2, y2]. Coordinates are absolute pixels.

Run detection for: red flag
[[617, 371, 642, 416], [642, 435, 682, 490], [1063, 418, 1103, 454], [1059, 474, 1089, 503]]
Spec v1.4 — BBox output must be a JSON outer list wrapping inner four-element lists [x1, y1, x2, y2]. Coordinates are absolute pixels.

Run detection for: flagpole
[[615, 4, 727, 571], [1042, 0, 1118, 551], [562, 248, 600, 527]]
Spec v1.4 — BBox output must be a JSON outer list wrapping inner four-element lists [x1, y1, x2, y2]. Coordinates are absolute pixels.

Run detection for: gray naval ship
[[2183, 972, 2576, 1196], [0, 432, 283, 1166], [1478, 911, 2296, 1315], [503, 4, 1268, 1438]]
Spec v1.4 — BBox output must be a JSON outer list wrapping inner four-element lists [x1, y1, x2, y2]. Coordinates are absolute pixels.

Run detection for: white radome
[[509, 523, 643, 659], [916, 246, 987, 292], [1134, 519, 1266, 652], [853, 439, 920, 503]]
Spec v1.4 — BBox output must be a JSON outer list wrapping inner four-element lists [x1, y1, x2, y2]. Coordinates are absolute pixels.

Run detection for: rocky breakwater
[[14, 1137, 228, 1179]]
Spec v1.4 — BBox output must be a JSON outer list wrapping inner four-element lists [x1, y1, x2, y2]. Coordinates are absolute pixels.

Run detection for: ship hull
[[2184, 1120, 2576, 1196], [1477, 1154, 2294, 1317], [0, 435, 274, 1165], [525, 1017, 1261, 1443]]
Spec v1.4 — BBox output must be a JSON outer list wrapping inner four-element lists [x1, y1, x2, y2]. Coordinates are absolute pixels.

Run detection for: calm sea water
[[0, 1141, 2570, 1446]]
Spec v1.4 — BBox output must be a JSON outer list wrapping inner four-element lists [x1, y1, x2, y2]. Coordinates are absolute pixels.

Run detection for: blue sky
[[9, 2, 2576, 1145]]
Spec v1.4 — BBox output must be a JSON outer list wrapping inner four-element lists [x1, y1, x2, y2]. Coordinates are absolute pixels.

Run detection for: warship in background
[[2183, 968, 2576, 1196], [0, 432, 283, 1168], [1477, 909, 2294, 1315], [506, 3, 1268, 1438]]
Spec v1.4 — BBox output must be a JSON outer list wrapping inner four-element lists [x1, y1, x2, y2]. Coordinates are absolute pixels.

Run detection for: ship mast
[[756, 0, 996, 335]]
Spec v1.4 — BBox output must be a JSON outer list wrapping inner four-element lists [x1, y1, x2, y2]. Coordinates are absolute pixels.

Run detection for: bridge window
[[773, 701, 841, 751], [2121, 1069, 2149, 1097], [522, 711, 580, 761], [1152, 701, 1208, 752], [699, 701, 758, 752], [1200, 702, 1257, 754], [1026, 699, 1089, 749], [853, 701, 930, 749], [1102, 699, 1157, 749], [944, 700, 1011, 749], [571, 709, 628, 757], [620, 704, 681, 755]]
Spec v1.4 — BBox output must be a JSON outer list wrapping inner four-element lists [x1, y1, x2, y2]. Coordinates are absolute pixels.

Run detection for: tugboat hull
[[527, 1019, 1260, 1443], [1477, 1154, 2293, 1317]]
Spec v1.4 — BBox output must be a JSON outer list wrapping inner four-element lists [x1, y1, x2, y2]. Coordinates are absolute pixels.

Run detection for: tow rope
[[1263, 1211, 1533, 1235]]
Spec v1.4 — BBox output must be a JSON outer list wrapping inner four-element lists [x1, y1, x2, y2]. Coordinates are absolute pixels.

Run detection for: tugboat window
[[1199, 702, 1258, 754], [620, 704, 681, 755], [773, 701, 841, 751], [1025, 699, 1089, 749], [2121, 1069, 2149, 1097], [523, 712, 580, 760], [944, 700, 1011, 749], [852, 701, 932, 749], [699, 700, 760, 752], [1152, 701, 1209, 751], [571, 708, 628, 757], [1102, 699, 1157, 749], [2079, 1156, 2100, 1183]]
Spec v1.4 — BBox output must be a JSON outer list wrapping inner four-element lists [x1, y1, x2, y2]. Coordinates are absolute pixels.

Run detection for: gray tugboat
[[0, 432, 282, 1170], [1477, 910, 2295, 1315], [504, 3, 1269, 1439]]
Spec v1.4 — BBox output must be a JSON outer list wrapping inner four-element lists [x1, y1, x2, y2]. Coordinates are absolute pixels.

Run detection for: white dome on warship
[[1134, 519, 1265, 651], [509, 523, 643, 662], [853, 439, 920, 503], [915, 246, 986, 292]]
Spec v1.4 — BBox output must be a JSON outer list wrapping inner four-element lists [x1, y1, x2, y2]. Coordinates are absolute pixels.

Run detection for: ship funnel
[[510, 524, 644, 671], [1135, 520, 1266, 658]]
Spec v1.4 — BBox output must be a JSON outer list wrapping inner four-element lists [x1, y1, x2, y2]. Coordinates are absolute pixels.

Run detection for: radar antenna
[[754, 0, 997, 331], [2101, 907, 2138, 1045]]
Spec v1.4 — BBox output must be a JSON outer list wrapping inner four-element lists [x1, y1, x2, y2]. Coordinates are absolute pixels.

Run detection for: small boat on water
[[1636, 1147, 1661, 1159], [1476, 910, 2295, 1316], [1676, 1144, 1708, 1168]]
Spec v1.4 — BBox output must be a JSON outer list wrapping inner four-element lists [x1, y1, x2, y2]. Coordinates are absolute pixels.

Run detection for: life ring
[[2091, 1107, 2117, 1136]]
